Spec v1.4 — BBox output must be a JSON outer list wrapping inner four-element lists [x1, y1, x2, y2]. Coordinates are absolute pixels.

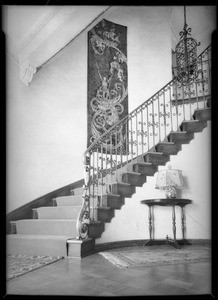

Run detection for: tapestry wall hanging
[[87, 19, 128, 153]]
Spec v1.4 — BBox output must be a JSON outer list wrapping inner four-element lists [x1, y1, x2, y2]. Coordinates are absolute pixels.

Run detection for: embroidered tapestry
[[87, 19, 128, 153]]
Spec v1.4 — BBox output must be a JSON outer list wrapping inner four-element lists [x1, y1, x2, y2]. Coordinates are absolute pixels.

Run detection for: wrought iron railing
[[76, 44, 211, 239]]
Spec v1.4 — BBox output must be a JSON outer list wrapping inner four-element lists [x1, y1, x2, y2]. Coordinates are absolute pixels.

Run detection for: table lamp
[[155, 164, 185, 198]]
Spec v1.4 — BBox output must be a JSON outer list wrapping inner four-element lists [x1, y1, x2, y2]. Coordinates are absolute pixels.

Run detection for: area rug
[[99, 244, 211, 269], [6, 255, 63, 280]]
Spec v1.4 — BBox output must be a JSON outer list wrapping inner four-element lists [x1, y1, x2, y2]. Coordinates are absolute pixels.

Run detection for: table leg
[[148, 205, 152, 240], [167, 205, 181, 248], [172, 205, 176, 242], [144, 205, 153, 246], [181, 206, 185, 240]]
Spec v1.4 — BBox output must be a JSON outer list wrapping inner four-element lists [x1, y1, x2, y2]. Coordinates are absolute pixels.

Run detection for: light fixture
[[173, 6, 200, 85], [155, 165, 185, 198]]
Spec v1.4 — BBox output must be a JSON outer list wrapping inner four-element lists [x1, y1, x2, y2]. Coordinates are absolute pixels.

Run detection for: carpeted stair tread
[[7, 234, 74, 257], [33, 206, 81, 219], [193, 107, 211, 121], [168, 131, 194, 144], [155, 142, 181, 155], [144, 152, 169, 165], [182, 119, 200, 123], [7, 234, 74, 240], [12, 219, 77, 236], [53, 195, 83, 206], [181, 119, 207, 133]]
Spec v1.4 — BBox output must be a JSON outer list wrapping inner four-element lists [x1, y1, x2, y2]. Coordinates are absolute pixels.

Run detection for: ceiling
[[3, 5, 216, 86], [3, 6, 51, 46], [2, 5, 112, 85]]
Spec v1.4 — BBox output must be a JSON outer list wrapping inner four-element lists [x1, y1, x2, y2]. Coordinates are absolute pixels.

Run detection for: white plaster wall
[[6, 40, 87, 213], [96, 121, 211, 243], [106, 6, 172, 111], [170, 6, 216, 53], [6, 6, 172, 212]]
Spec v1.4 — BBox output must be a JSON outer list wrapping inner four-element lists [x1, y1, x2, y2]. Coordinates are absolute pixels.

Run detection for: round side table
[[141, 198, 192, 248]]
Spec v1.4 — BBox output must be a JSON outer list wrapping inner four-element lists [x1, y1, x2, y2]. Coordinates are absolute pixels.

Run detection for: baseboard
[[94, 239, 211, 253]]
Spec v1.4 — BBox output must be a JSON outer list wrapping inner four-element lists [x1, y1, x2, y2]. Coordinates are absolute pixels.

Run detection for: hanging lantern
[[173, 6, 200, 85]]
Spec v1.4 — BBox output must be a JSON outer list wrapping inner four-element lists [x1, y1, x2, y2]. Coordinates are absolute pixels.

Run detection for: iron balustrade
[[76, 45, 211, 240]]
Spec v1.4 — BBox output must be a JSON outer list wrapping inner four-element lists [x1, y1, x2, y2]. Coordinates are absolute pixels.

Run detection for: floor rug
[[6, 255, 63, 280], [99, 244, 211, 269]]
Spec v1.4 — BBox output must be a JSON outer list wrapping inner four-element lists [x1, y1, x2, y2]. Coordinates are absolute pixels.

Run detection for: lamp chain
[[184, 5, 186, 25]]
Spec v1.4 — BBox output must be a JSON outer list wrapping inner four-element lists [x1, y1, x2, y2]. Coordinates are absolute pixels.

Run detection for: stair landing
[[7, 234, 71, 257]]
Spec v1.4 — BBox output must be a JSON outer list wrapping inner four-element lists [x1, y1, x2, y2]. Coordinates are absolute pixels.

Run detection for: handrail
[[76, 44, 211, 240], [83, 44, 211, 159], [83, 79, 174, 160]]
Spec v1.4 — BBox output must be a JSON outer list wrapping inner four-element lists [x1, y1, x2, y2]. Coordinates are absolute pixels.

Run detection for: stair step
[[7, 234, 72, 257], [88, 221, 105, 238], [168, 131, 194, 144], [155, 142, 181, 155], [53, 195, 83, 206], [71, 187, 84, 195], [144, 152, 170, 165], [32, 206, 81, 219], [7, 101, 211, 257], [133, 162, 158, 176], [97, 207, 114, 222], [181, 120, 207, 133], [122, 172, 147, 187], [101, 194, 125, 209], [193, 107, 211, 122], [111, 183, 136, 198], [11, 219, 77, 236]]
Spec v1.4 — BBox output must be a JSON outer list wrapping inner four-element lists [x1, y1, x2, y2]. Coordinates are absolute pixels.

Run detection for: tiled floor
[[6, 251, 212, 296]]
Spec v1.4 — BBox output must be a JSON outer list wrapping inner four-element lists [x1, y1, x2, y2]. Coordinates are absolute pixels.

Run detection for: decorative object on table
[[155, 164, 185, 198], [172, 5, 200, 85], [87, 19, 128, 153]]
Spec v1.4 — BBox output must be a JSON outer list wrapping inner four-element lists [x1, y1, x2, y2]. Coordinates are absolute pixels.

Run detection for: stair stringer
[[84, 109, 210, 229], [93, 115, 211, 245], [7, 109, 211, 257]]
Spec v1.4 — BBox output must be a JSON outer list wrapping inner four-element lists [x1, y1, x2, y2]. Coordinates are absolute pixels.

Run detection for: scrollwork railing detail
[[76, 191, 90, 240], [76, 45, 211, 239]]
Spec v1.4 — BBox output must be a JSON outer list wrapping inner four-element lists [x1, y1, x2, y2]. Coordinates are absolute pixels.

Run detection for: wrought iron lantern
[[173, 6, 200, 85]]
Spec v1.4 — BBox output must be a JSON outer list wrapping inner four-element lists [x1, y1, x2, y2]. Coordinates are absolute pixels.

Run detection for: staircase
[[7, 45, 211, 258], [7, 187, 97, 257]]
